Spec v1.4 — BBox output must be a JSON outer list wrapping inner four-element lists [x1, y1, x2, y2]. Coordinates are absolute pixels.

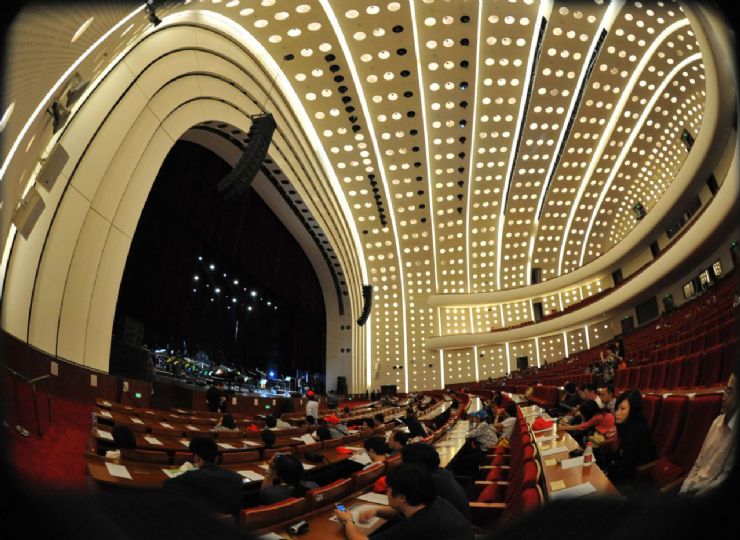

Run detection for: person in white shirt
[[598, 385, 617, 413], [265, 415, 292, 430], [465, 416, 499, 451], [305, 395, 319, 420], [680, 373, 736, 496]]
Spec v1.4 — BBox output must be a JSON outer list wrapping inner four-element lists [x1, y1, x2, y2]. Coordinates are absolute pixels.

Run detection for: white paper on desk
[[180, 439, 191, 447], [96, 429, 114, 440], [349, 453, 372, 466], [217, 442, 235, 449], [105, 462, 132, 479], [536, 435, 556, 442], [342, 446, 363, 452], [539, 446, 568, 456], [101, 401, 112, 407], [549, 482, 597, 501], [329, 505, 381, 528], [98, 410, 112, 419], [259, 464, 270, 470], [242, 440, 260, 447], [145, 411, 155, 415], [560, 456, 585, 469], [300, 433, 316, 444], [162, 468, 186, 479], [143, 436, 163, 446], [291, 437, 305, 442], [256, 533, 284, 540], [357, 492, 389, 505], [238, 470, 265, 482], [160, 422, 174, 429], [186, 425, 199, 431], [302, 463, 315, 470], [131, 417, 144, 424]]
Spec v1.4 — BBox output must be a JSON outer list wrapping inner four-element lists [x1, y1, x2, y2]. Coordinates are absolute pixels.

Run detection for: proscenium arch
[[0, 11, 371, 391]]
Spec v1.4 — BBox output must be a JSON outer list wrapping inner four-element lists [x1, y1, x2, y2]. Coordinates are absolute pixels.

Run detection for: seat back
[[651, 362, 668, 390], [664, 357, 683, 389], [641, 394, 662, 432], [352, 462, 385, 491], [150, 426, 185, 437], [294, 442, 322, 455], [385, 453, 402, 471], [638, 365, 653, 390], [668, 394, 722, 470], [217, 430, 245, 440], [679, 353, 702, 387], [240, 497, 307, 530], [173, 451, 192, 466], [120, 448, 169, 464], [651, 396, 689, 458], [262, 446, 294, 460], [721, 339, 738, 382], [219, 450, 261, 464], [306, 477, 353, 510], [699, 345, 723, 387]]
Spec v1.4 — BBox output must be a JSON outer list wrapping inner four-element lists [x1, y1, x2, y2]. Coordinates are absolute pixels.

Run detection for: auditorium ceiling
[[1, 1, 718, 391]]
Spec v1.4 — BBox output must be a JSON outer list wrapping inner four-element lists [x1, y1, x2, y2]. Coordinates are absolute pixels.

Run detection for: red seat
[[240, 497, 307, 530], [642, 394, 662, 432], [615, 368, 629, 389], [699, 345, 723, 387], [664, 357, 684, 389], [639, 365, 653, 390], [648, 395, 722, 487], [352, 462, 385, 491], [689, 333, 707, 354], [704, 328, 721, 348], [720, 339, 738, 382], [650, 362, 668, 390], [626, 368, 639, 389], [679, 353, 702, 387], [306, 477, 353, 509], [651, 396, 689, 458]]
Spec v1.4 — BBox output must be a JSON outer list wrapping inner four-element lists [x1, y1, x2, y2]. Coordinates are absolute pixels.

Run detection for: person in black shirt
[[334, 463, 473, 540], [205, 383, 225, 413], [163, 437, 243, 518], [401, 443, 471, 521], [403, 408, 428, 438]]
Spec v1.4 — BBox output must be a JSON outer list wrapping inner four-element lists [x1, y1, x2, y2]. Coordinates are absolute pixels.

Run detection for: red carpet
[[3, 382, 89, 491]]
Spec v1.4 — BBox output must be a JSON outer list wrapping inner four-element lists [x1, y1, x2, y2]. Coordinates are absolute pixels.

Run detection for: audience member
[[265, 415, 291, 430], [494, 402, 519, 441], [163, 437, 242, 517], [260, 429, 276, 449], [558, 399, 616, 447], [466, 414, 499, 451], [402, 443, 471, 521], [104, 425, 136, 459], [334, 463, 473, 540], [680, 373, 736, 495], [606, 390, 657, 492], [205, 383, 226, 413], [306, 395, 319, 420], [364, 436, 390, 465], [403, 408, 428, 438], [214, 413, 237, 431], [598, 385, 616, 413], [260, 453, 318, 505], [388, 431, 409, 455]]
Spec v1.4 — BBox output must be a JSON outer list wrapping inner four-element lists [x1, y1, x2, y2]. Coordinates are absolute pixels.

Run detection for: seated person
[[313, 425, 333, 441], [606, 390, 658, 492], [104, 425, 136, 459], [680, 373, 736, 496], [388, 431, 409, 456], [341, 406, 352, 419], [334, 463, 473, 539], [403, 409, 428, 439], [305, 415, 316, 426], [598, 384, 617, 413], [259, 453, 318, 505], [374, 412, 386, 425], [214, 413, 237, 431], [493, 402, 518, 441], [260, 429, 276, 449], [554, 382, 581, 416], [522, 386, 535, 403], [465, 414, 499, 451], [402, 443, 471, 521], [325, 415, 350, 437], [163, 437, 243, 518], [364, 436, 389, 466], [265, 415, 291, 430], [558, 399, 616, 447]]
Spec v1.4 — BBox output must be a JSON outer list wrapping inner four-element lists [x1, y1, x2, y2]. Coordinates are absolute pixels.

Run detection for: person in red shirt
[[558, 400, 616, 447]]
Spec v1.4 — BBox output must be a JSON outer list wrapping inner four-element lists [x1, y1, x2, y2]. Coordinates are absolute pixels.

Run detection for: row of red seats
[[639, 392, 723, 489], [616, 339, 737, 390], [630, 317, 736, 363]]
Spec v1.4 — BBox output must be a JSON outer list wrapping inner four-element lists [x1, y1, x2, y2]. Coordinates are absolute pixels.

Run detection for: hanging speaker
[[356, 285, 373, 326], [217, 113, 276, 199]]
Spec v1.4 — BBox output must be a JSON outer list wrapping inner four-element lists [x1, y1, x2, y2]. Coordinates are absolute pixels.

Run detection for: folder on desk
[[105, 462, 132, 480], [143, 436, 163, 446], [180, 439, 191, 447], [131, 417, 144, 424], [560, 456, 585, 469], [238, 470, 265, 482], [549, 482, 597, 501], [96, 429, 114, 440], [160, 422, 174, 429], [242, 440, 260, 447], [217, 442, 236, 449], [349, 453, 372, 466], [186, 425, 199, 431], [357, 492, 389, 505], [98, 410, 112, 419]]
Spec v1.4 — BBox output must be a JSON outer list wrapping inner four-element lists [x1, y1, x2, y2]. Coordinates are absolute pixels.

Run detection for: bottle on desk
[[583, 442, 593, 467]]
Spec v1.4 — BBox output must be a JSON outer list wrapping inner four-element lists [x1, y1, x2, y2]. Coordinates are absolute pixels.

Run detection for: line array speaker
[[356, 285, 373, 326], [217, 113, 276, 199]]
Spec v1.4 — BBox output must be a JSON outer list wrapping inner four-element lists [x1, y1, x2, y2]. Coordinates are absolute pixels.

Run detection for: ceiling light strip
[[495, 1, 550, 291], [473, 345, 480, 381], [410, 0, 444, 390], [0, 6, 145, 183], [563, 331, 569, 359], [534, 336, 541, 368], [466, 0, 484, 371], [557, 18, 690, 275], [577, 53, 701, 266], [464, 0, 484, 293], [320, 0, 409, 392]]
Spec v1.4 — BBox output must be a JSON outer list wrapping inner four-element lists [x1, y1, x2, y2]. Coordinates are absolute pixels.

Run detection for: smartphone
[[335, 503, 347, 512]]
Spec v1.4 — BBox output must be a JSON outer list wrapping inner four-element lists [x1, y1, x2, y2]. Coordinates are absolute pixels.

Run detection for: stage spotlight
[[209, 264, 215, 270], [250, 290, 257, 297], [48, 100, 70, 133], [144, 1, 162, 26]]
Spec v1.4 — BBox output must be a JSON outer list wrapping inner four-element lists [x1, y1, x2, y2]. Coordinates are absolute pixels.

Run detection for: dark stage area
[[113, 140, 326, 377]]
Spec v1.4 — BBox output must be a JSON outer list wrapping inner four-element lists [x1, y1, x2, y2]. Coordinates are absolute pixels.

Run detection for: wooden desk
[[520, 405, 620, 498]]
